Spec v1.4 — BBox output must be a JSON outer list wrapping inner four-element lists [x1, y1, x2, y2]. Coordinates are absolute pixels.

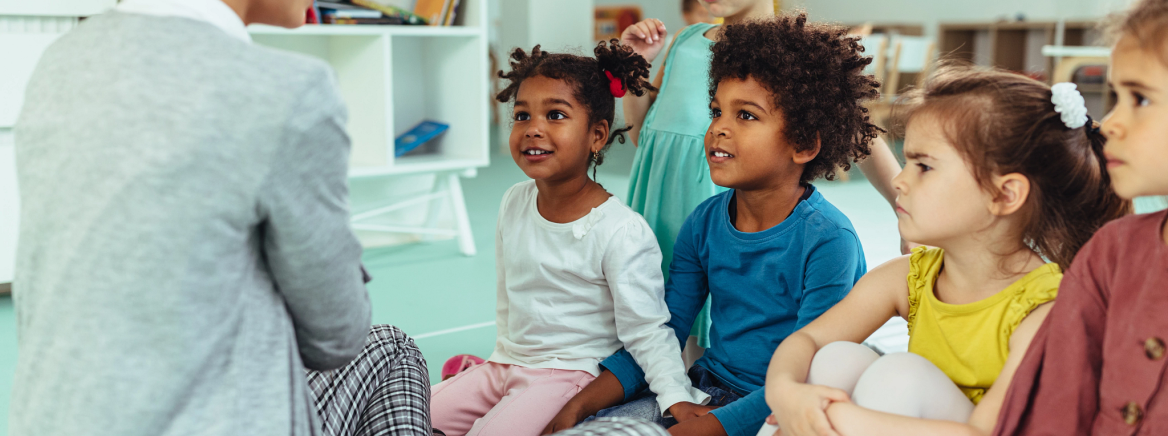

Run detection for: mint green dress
[[627, 23, 727, 349]]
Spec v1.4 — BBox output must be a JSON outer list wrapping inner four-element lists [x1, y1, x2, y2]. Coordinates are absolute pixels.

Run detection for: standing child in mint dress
[[619, 0, 905, 353]]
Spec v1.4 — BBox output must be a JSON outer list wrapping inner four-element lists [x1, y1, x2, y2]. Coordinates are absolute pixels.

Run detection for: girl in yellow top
[[758, 66, 1131, 436]]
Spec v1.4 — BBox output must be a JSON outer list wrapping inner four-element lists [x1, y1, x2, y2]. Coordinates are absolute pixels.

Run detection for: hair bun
[[594, 39, 655, 97]]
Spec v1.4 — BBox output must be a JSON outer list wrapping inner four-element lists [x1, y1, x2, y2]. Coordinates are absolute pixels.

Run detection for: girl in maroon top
[[994, 1, 1168, 435]]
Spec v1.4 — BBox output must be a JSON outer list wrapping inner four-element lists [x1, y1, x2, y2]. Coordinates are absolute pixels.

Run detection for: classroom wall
[[594, 0, 686, 42], [593, 0, 1137, 38], [497, 0, 594, 54], [793, 0, 1137, 37], [0, 0, 113, 16], [0, 130, 16, 284]]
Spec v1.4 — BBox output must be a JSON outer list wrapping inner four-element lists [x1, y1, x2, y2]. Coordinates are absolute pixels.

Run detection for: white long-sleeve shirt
[[489, 181, 710, 414]]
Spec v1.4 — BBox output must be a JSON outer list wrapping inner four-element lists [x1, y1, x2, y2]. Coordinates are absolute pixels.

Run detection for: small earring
[[591, 151, 603, 181]]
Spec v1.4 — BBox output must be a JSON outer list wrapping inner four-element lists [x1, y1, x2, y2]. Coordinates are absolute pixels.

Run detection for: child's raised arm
[[856, 136, 923, 254], [856, 136, 901, 209], [763, 255, 911, 436], [619, 19, 673, 146]]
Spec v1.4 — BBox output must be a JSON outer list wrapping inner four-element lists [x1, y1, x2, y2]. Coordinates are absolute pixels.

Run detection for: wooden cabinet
[[938, 20, 1102, 82]]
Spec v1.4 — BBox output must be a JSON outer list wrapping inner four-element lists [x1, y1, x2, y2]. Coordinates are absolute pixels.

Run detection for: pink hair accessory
[[605, 71, 626, 98]]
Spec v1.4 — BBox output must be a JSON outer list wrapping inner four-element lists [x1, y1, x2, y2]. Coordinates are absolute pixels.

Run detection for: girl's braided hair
[[496, 40, 656, 174]]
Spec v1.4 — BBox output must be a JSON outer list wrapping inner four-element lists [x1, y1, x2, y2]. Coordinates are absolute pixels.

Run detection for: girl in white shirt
[[429, 41, 709, 436]]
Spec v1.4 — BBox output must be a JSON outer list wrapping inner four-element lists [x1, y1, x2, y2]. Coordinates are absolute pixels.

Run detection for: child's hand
[[767, 381, 849, 436], [620, 19, 668, 63], [668, 401, 719, 423], [541, 402, 586, 435], [760, 414, 783, 435]]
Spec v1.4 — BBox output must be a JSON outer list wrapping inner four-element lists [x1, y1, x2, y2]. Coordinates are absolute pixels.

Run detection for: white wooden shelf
[[249, 24, 484, 37], [0, 0, 113, 16], [349, 156, 486, 178], [249, 1, 490, 256], [1042, 45, 1110, 57]]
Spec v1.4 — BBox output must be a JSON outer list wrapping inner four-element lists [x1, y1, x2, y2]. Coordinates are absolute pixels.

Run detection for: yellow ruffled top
[[905, 247, 1060, 404]]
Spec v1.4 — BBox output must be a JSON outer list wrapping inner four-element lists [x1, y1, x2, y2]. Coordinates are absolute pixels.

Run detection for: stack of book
[[410, 0, 464, 26], [310, 0, 462, 26]]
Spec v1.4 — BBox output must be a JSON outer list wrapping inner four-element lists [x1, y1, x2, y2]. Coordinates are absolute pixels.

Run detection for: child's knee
[[368, 324, 421, 354], [807, 342, 881, 394], [854, 352, 938, 392], [850, 352, 964, 418], [813, 342, 880, 363]]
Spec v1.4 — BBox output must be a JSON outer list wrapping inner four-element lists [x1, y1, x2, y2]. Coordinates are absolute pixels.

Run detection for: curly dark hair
[[709, 13, 884, 183], [496, 40, 655, 173]]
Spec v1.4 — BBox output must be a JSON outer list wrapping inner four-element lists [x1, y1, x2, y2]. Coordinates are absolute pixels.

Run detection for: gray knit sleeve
[[258, 65, 371, 371]]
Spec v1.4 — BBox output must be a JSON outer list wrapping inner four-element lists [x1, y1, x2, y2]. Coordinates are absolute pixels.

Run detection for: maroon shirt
[[995, 211, 1168, 436]]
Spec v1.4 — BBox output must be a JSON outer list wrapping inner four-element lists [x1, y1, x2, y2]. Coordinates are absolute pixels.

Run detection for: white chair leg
[[446, 172, 476, 256], [422, 174, 449, 242]]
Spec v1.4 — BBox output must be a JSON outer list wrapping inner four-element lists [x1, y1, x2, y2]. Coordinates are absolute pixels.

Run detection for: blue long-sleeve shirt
[[601, 187, 866, 436]]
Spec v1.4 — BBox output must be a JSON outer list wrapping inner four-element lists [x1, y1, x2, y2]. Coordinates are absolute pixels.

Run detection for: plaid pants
[[551, 418, 670, 436], [307, 325, 431, 436]]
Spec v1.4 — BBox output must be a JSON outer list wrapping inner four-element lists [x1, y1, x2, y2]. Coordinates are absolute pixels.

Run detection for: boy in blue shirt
[[542, 14, 883, 436]]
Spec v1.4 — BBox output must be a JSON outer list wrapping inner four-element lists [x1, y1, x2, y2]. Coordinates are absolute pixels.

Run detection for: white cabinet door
[[0, 130, 16, 284], [0, 0, 113, 16], [0, 18, 78, 128]]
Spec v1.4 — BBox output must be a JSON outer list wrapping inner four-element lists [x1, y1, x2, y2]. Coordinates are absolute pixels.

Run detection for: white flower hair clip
[[1051, 82, 1089, 129]]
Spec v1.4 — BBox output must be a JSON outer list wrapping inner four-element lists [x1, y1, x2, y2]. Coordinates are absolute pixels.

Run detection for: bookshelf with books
[[249, 0, 489, 255], [305, 0, 465, 26]]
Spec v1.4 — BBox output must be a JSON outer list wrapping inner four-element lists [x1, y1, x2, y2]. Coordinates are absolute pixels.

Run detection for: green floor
[[0, 143, 908, 434], [0, 297, 12, 435]]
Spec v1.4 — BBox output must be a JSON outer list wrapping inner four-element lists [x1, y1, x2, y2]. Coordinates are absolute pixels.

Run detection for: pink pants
[[430, 361, 597, 436]]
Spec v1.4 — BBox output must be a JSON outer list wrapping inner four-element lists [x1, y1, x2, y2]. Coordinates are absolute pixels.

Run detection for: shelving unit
[[1044, 45, 1112, 116], [249, 1, 490, 256], [938, 20, 1102, 82], [936, 20, 1111, 117], [845, 22, 925, 36]]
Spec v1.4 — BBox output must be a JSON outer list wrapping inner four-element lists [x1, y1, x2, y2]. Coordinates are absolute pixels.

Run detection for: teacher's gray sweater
[[11, 12, 371, 436]]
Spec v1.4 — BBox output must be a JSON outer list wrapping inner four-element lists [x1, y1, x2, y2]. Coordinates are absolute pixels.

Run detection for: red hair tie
[[605, 71, 626, 98]]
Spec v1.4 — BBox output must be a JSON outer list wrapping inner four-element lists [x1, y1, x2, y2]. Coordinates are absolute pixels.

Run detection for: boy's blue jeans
[[584, 365, 747, 428]]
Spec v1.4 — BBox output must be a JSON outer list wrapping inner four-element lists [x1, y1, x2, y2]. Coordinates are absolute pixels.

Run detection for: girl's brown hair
[[495, 40, 655, 174], [1104, 0, 1168, 65], [894, 66, 1131, 270]]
